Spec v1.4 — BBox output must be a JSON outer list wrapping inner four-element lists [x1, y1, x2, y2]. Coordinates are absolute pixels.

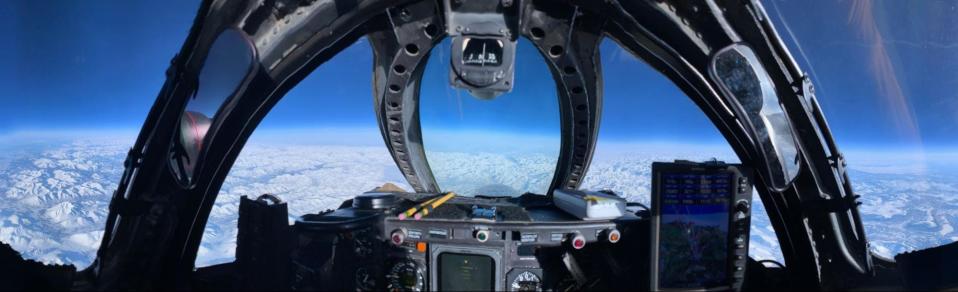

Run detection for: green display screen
[[439, 253, 495, 291]]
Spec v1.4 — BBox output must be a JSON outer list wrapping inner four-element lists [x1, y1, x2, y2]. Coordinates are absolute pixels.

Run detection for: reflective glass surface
[[198, 38, 405, 267], [765, 0, 958, 259], [712, 45, 801, 190], [581, 39, 784, 262], [419, 38, 560, 196], [172, 28, 254, 185]]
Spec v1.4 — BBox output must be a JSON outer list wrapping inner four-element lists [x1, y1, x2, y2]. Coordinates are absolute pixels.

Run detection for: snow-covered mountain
[[0, 136, 125, 266], [0, 133, 955, 269]]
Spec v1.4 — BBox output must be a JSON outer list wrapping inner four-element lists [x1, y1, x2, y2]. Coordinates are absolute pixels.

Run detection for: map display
[[658, 172, 732, 289]]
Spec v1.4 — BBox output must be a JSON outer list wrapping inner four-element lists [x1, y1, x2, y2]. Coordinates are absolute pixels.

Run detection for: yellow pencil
[[414, 192, 457, 220], [398, 196, 440, 220]]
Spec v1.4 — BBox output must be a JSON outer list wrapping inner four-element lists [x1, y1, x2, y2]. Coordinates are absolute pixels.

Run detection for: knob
[[735, 200, 750, 220], [391, 229, 405, 246], [571, 233, 586, 250], [606, 229, 621, 244], [475, 229, 490, 243]]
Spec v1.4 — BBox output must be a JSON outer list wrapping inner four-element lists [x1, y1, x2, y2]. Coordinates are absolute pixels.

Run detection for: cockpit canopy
[[105, 1, 876, 289], [420, 37, 560, 196], [168, 32, 803, 198]]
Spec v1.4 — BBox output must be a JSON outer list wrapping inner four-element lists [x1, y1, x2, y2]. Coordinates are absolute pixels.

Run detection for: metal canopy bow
[[92, 0, 876, 290]]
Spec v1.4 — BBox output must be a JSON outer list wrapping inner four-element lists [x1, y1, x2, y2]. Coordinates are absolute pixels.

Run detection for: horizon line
[[1, 127, 956, 153]]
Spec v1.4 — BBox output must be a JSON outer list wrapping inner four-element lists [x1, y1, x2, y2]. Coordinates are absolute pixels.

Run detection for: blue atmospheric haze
[[1, 0, 956, 151]]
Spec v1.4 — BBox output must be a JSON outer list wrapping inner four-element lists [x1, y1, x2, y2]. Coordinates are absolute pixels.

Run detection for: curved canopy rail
[[91, 0, 875, 290]]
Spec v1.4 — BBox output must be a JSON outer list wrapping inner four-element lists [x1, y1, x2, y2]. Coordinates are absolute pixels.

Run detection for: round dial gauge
[[355, 267, 376, 291], [386, 260, 424, 292], [510, 271, 542, 291], [354, 235, 374, 258]]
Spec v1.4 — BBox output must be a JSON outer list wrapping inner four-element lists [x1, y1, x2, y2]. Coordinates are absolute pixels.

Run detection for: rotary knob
[[735, 200, 749, 220], [570, 233, 586, 250], [390, 229, 405, 246], [475, 229, 490, 243]]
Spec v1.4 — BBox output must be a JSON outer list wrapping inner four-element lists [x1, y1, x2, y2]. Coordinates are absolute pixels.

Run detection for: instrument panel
[[285, 160, 751, 291], [288, 191, 645, 291], [380, 204, 633, 291]]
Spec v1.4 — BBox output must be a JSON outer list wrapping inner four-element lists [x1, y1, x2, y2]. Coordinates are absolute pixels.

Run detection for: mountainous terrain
[[1, 134, 955, 269]]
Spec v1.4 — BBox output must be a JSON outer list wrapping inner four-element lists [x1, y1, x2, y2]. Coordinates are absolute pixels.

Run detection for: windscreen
[[657, 171, 732, 289], [419, 38, 559, 197], [579, 39, 783, 264], [171, 28, 254, 185], [711, 45, 800, 190], [765, 0, 958, 261], [4, 0, 958, 273], [198, 38, 405, 267]]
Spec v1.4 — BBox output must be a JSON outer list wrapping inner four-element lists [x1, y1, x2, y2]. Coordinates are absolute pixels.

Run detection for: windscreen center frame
[[371, 1, 603, 194]]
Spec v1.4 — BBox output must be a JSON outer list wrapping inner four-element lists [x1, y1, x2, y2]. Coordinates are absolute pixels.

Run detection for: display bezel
[[429, 244, 504, 291], [650, 162, 744, 291], [437, 252, 496, 290]]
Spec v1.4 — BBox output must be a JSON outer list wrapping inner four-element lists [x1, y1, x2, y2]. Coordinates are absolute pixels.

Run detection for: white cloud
[[0, 133, 955, 272]]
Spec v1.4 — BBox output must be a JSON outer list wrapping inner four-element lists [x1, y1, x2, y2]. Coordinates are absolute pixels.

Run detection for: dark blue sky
[[0, 1, 197, 132], [1, 0, 956, 150]]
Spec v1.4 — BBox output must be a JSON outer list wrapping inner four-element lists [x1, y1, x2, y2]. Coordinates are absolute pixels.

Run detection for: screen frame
[[429, 244, 504, 291], [437, 252, 496, 290], [650, 162, 744, 291]]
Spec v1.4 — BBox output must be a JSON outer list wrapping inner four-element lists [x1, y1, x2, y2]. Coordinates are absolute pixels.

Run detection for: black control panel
[[289, 192, 645, 291], [253, 161, 758, 291], [384, 206, 624, 291], [650, 160, 753, 292]]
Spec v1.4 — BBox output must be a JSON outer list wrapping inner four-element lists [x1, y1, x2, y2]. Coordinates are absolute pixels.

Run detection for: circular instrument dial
[[355, 267, 376, 291], [353, 235, 374, 258], [510, 271, 542, 291], [386, 260, 424, 292]]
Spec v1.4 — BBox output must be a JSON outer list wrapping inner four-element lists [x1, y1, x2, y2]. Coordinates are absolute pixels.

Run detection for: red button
[[571, 233, 586, 249], [391, 230, 405, 245]]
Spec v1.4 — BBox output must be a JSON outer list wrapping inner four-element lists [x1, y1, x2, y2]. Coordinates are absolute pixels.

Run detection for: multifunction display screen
[[439, 253, 495, 291], [657, 172, 732, 289]]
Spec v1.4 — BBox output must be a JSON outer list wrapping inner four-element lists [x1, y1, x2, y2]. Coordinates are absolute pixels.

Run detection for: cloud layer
[[0, 134, 954, 268]]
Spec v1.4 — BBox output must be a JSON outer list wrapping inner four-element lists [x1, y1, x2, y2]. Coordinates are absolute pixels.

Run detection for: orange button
[[416, 242, 427, 253]]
